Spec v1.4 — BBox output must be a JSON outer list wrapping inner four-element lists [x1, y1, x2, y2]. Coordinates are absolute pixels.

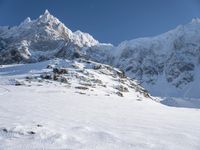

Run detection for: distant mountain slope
[[113, 18, 200, 98]]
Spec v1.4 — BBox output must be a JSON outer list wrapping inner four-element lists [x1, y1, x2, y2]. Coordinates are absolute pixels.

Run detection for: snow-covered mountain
[[1, 10, 200, 99], [0, 10, 112, 64], [113, 18, 200, 98]]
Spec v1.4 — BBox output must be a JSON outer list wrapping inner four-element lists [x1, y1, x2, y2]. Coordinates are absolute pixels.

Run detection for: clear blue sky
[[0, 0, 200, 45]]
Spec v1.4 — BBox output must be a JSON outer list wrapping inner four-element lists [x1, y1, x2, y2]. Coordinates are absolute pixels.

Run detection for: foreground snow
[[0, 61, 200, 150]]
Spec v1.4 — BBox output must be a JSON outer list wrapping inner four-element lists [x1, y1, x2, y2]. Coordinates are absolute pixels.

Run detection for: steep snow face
[[0, 10, 102, 64], [113, 20, 200, 98]]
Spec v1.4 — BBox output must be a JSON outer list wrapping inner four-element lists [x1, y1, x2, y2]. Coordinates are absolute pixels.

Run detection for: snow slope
[[0, 61, 200, 150]]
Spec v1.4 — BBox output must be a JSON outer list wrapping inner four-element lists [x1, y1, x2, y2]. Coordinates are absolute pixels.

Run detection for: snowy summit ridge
[[0, 10, 101, 64]]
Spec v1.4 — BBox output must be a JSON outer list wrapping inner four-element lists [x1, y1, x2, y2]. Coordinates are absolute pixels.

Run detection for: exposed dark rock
[[93, 64, 102, 70], [27, 131, 36, 135], [2, 128, 8, 133], [47, 64, 53, 69], [116, 85, 129, 92], [116, 70, 126, 78], [36, 124, 43, 127], [59, 76, 68, 83], [14, 80, 25, 86], [75, 91, 86, 95], [116, 91, 123, 97], [53, 68, 68, 74], [40, 73, 52, 80], [75, 86, 89, 90]]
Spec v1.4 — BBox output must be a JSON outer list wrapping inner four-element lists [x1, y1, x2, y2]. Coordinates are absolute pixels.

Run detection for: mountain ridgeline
[[1, 10, 200, 98]]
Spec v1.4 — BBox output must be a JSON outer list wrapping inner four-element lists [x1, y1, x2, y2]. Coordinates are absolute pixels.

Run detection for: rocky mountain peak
[[191, 17, 200, 24], [44, 9, 50, 15], [38, 9, 56, 23]]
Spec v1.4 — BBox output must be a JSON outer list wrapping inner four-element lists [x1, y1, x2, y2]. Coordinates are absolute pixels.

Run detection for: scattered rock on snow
[[16, 59, 152, 99]]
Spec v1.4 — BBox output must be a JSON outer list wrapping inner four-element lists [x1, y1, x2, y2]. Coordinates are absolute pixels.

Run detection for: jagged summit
[[38, 9, 59, 24], [44, 9, 50, 15], [191, 17, 200, 24], [40, 9, 52, 19], [0, 10, 98, 44], [0, 10, 104, 64]]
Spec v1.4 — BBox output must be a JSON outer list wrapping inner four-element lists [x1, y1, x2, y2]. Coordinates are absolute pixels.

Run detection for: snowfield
[[0, 60, 200, 150]]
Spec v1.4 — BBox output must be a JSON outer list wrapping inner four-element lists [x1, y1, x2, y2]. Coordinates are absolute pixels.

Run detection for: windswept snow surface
[[0, 60, 200, 150]]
